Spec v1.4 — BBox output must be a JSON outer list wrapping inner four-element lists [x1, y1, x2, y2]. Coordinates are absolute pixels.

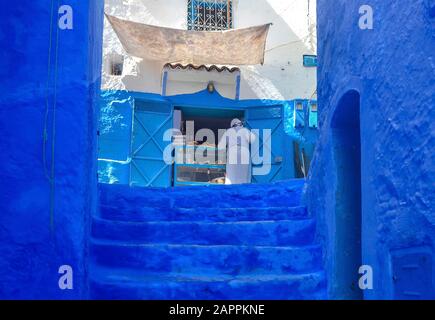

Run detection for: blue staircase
[[89, 179, 327, 299]]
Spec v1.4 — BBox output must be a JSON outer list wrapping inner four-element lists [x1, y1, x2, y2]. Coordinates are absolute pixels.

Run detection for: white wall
[[102, 0, 317, 101], [165, 67, 239, 99]]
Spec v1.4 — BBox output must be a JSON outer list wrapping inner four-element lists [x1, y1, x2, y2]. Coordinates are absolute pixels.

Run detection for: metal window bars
[[188, 0, 233, 31]]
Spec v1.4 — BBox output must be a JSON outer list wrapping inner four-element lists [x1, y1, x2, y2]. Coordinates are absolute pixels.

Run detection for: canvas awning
[[106, 14, 271, 66]]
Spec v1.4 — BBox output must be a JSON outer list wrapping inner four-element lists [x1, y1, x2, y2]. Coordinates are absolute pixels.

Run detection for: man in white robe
[[219, 119, 256, 185]]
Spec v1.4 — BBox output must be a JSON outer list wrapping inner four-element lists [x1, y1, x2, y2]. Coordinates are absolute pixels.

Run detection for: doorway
[[173, 106, 245, 186], [331, 90, 362, 299]]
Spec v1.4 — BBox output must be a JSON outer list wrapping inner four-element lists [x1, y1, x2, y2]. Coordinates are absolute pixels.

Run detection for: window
[[309, 102, 318, 128], [108, 54, 124, 76], [294, 100, 306, 128], [188, 0, 233, 31], [303, 55, 318, 67], [111, 61, 123, 76]]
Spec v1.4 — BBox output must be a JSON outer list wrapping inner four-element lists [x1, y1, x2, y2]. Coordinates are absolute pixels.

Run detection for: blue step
[[89, 271, 327, 300], [92, 217, 316, 246], [90, 241, 323, 275], [90, 179, 326, 300], [99, 205, 308, 222], [99, 179, 305, 210]]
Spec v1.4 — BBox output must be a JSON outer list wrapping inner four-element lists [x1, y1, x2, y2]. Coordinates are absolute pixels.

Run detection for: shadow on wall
[[330, 90, 362, 299]]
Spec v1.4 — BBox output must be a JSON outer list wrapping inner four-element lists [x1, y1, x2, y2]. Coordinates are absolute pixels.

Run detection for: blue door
[[130, 99, 173, 187], [245, 105, 293, 183]]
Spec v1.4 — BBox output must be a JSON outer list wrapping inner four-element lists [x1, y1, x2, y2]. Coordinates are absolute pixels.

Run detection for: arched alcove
[[331, 90, 362, 299]]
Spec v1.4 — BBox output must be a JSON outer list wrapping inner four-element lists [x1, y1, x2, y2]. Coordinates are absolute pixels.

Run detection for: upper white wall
[[164, 67, 239, 99], [102, 0, 317, 101]]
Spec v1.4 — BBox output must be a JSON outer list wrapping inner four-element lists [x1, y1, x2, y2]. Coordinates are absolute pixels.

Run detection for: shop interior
[[173, 106, 245, 186]]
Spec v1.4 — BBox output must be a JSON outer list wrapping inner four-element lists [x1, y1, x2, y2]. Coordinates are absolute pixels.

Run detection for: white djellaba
[[219, 119, 256, 185]]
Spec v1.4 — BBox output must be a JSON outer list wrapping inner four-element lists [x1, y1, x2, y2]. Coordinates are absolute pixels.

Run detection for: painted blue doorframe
[[130, 99, 173, 187]]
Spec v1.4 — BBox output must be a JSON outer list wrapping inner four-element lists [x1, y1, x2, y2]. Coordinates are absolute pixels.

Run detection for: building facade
[[309, 0, 435, 299], [98, 0, 319, 187]]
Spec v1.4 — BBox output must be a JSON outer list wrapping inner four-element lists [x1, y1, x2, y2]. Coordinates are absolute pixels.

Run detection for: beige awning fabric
[[106, 14, 271, 66]]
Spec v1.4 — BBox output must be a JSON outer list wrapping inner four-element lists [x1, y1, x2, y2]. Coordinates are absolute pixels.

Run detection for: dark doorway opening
[[331, 90, 362, 299], [175, 106, 245, 144]]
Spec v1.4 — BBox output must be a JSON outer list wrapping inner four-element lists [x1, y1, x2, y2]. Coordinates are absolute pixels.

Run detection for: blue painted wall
[[308, 0, 435, 299], [98, 89, 318, 185], [0, 1, 104, 298]]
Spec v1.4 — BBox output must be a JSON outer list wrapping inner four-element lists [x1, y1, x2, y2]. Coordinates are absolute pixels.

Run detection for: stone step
[[92, 217, 316, 246], [90, 241, 323, 275], [99, 205, 309, 222], [89, 270, 327, 300], [99, 179, 305, 209]]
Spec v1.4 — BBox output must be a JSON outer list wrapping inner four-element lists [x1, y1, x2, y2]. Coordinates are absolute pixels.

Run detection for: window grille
[[188, 0, 233, 31], [111, 61, 123, 76], [108, 54, 124, 76]]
